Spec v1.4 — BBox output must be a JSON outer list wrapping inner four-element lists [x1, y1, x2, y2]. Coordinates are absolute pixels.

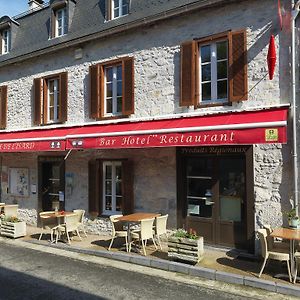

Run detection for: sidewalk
[[18, 225, 300, 298]]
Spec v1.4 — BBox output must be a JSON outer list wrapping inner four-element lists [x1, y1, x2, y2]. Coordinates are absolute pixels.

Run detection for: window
[[51, 6, 68, 38], [33, 72, 68, 125], [56, 7, 68, 37], [89, 57, 134, 119], [200, 41, 228, 103], [103, 161, 122, 214], [105, 64, 122, 116], [47, 78, 60, 123], [180, 30, 248, 107], [112, 0, 129, 19], [88, 159, 134, 216], [1, 28, 11, 54], [0, 86, 7, 129]]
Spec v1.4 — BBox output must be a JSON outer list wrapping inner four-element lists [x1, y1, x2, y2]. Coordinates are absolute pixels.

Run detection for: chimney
[[28, 0, 44, 10]]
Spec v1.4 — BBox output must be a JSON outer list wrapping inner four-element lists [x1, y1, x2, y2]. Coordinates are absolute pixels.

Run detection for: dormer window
[[106, 0, 129, 21], [56, 7, 68, 37], [1, 28, 11, 54], [112, 0, 129, 19]]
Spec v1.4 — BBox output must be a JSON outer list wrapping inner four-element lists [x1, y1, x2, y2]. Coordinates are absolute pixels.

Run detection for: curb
[[25, 239, 300, 298]]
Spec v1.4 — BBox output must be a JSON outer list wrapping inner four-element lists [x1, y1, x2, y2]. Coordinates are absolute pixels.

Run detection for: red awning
[[66, 107, 288, 150], [0, 107, 288, 152]]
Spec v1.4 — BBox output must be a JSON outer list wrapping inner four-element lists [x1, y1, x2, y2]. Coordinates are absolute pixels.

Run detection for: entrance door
[[39, 157, 65, 212], [184, 156, 247, 249]]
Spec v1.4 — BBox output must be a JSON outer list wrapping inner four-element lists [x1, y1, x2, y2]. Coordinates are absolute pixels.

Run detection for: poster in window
[[9, 168, 29, 196]]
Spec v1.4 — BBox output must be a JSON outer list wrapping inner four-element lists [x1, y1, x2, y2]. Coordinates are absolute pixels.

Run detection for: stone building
[[0, 0, 295, 253]]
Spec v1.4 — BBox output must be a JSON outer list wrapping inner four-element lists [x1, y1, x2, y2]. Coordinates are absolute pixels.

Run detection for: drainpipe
[[291, 0, 300, 215]]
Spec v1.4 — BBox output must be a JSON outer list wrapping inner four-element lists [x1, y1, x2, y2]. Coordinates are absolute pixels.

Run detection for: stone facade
[[0, 0, 294, 248]]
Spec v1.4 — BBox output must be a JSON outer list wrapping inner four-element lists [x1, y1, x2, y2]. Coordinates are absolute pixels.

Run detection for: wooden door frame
[[176, 146, 254, 253]]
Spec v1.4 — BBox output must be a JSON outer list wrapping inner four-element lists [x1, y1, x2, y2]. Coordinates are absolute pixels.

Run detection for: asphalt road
[[0, 240, 295, 300]]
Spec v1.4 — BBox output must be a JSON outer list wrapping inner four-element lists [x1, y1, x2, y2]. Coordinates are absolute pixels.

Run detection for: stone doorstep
[[24, 239, 300, 298]]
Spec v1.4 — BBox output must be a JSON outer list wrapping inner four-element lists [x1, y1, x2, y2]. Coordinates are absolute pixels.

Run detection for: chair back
[[140, 218, 155, 240], [65, 213, 81, 232], [73, 209, 85, 224], [109, 215, 123, 234], [257, 229, 268, 258], [4, 205, 18, 217], [263, 224, 274, 249], [39, 211, 58, 228], [155, 214, 168, 235]]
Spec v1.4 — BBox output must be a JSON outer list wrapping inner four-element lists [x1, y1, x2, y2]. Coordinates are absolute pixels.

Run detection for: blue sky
[[0, 0, 29, 17]]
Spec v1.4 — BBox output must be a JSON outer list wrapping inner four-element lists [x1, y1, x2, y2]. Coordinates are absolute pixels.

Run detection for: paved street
[[0, 240, 296, 300]]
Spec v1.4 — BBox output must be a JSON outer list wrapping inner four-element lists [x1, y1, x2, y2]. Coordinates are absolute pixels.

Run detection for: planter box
[[0, 221, 26, 238], [168, 236, 204, 263]]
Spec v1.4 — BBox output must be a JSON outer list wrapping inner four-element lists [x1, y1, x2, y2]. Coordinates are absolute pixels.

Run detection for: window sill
[[195, 102, 231, 109], [98, 115, 129, 121]]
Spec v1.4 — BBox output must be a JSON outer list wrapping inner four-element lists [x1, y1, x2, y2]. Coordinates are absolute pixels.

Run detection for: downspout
[[291, 0, 300, 215]]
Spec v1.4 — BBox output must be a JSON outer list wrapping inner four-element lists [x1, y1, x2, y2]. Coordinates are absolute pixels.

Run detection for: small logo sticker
[[265, 129, 278, 142]]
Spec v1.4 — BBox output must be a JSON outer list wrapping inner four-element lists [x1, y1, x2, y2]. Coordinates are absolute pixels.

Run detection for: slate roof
[[0, 0, 230, 65]]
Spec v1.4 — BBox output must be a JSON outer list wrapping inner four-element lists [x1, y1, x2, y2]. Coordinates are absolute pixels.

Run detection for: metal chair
[[257, 229, 292, 282]]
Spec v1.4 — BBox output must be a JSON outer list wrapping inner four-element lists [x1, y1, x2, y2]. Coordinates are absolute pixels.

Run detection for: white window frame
[[112, 0, 129, 19], [2, 29, 11, 54], [102, 161, 122, 215], [199, 40, 228, 104], [47, 78, 60, 123], [56, 7, 68, 37], [104, 64, 122, 117]]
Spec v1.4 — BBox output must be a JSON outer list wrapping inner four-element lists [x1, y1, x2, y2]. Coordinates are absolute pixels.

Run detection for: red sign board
[[0, 140, 65, 152]]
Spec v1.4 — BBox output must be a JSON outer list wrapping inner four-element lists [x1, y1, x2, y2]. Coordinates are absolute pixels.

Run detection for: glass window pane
[[117, 65, 122, 80], [106, 68, 113, 82], [49, 94, 54, 106], [217, 80, 227, 99], [201, 64, 211, 82], [116, 181, 122, 195], [114, 0, 119, 8], [49, 80, 54, 93], [106, 99, 112, 113], [217, 41, 227, 60], [105, 196, 112, 211], [201, 83, 211, 101], [106, 165, 112, 179], [106, 83, 113, 98], [56, 105, 60, 120], [116, 165, 122, 180], [217, 61, 227, 79], [114, 9, 119, 17], [201, 45, 211, 63], [116, 197, 122, 211], [187, 158, 212, 177], [122, 5, 128, 15], [117, 81, 122, 97], [117, 97, 122, 113], [49, 107, 54, 120], [105, 180, 112, 195]]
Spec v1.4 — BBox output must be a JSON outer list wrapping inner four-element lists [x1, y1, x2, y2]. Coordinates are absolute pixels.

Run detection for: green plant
[[172, 228, 198, 240], [285, 208, 299, 220], [1, 215, 21, 223]]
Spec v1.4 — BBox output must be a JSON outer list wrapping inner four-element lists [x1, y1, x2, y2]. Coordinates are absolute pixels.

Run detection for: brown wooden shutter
[[180, 41, 196, 106], [88, 159, 101, 216], [59, 72, 68, 122], [0, 32, 2, 55], [0, 86, 7, 129], [122, 57, 134, 116], [90, 64, 101, 119], [122, 160, 134, 215], [33, 78, 42, 125], [228, 30, 248, 102], [105, 0, 112, 21]]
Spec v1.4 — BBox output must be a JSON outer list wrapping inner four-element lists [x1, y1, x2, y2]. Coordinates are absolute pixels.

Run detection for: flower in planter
[[2, 216, 21, 223], [172, 228, 198, 240]]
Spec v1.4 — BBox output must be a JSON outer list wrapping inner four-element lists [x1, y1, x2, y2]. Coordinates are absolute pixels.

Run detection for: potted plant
[[285, 208, 299, 228], [167, 228, 204, 263], [0, 215, 26, 238]]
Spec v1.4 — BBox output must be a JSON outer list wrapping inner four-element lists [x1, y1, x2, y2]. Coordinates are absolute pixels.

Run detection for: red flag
[[267, 35, 276, 80], [278, 0, 283, 30]]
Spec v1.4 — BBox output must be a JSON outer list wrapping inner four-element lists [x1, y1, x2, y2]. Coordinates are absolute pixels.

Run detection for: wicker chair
[[39, 211, 59, 242], [108, 215, 128, 252], [154, 214, 168, 250], [73, 209, 87, 237]]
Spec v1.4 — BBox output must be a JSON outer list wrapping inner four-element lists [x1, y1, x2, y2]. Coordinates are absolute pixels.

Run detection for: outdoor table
[[116, 212, 161, 248], [270, 227, 300, 280], [40, 211, 75, 224]]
